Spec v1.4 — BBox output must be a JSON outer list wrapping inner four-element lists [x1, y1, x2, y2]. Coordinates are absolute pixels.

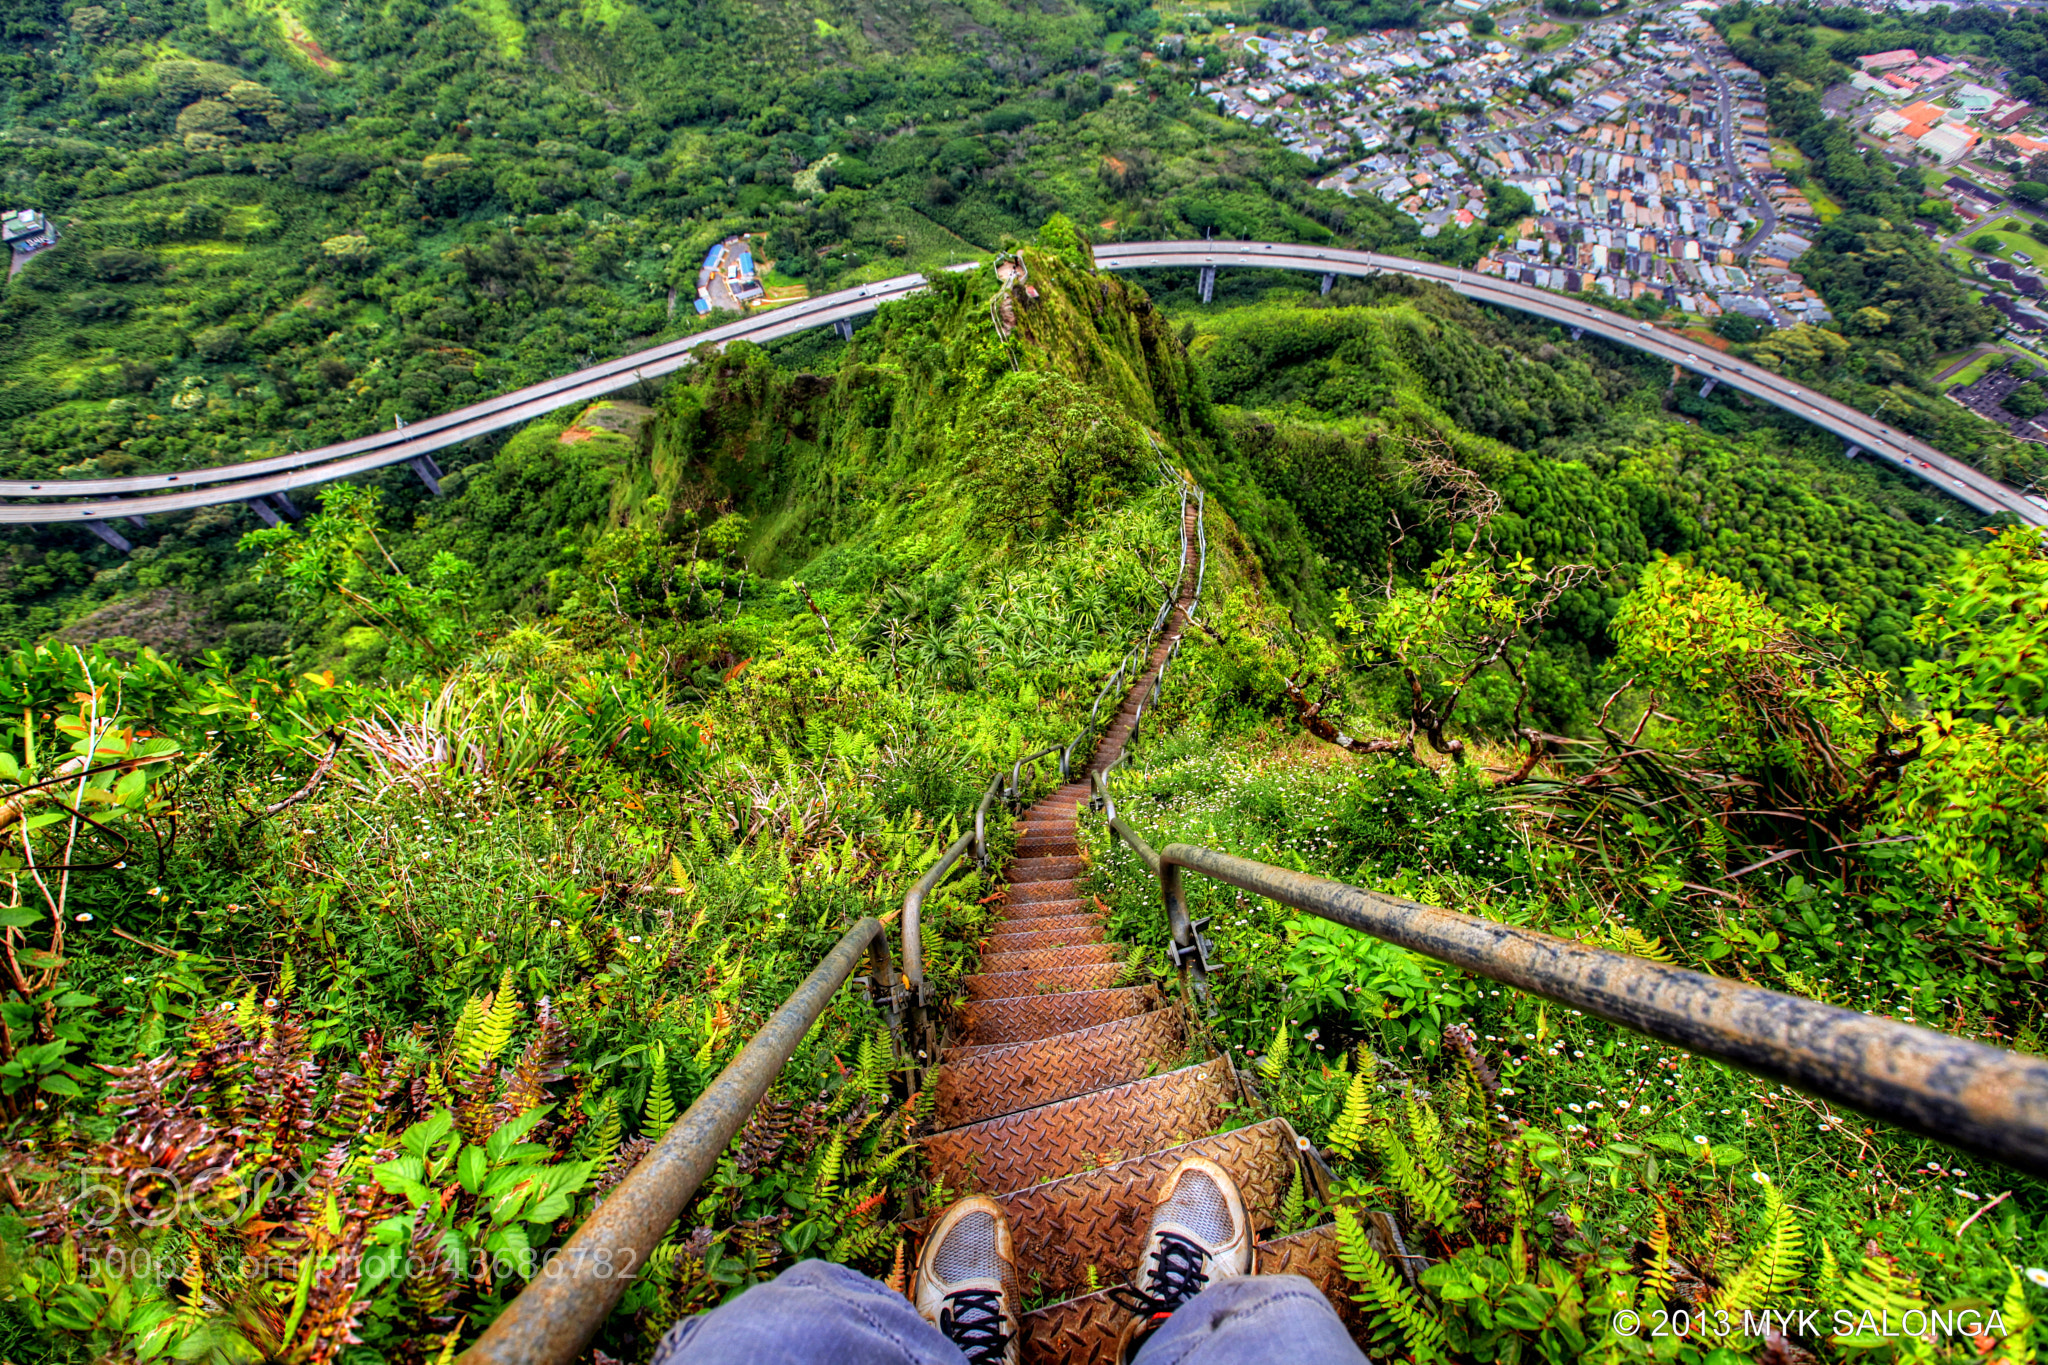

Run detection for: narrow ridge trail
[[916, 498, 1358, 1363]]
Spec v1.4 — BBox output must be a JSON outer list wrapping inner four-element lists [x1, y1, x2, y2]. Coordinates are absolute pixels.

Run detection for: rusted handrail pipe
[[1158, 843, 2048, 1175], [461, 917, 900, 1365]]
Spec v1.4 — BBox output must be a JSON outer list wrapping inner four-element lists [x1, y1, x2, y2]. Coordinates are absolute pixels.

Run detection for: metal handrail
[[462, 917, 902, 1365], [1098, 836, 2048, 1175]]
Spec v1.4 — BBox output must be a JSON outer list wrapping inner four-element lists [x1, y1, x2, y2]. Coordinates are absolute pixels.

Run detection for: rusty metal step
[[1016, 830, 1080, 851], [1019, 1224, 1354, 1365], [930, 1008, 1187, 1128], [964, 963, 1125, 1000], [920, 1057, 1233, 1194], [1000, 899, 1086, 923], [1009, 880, 1081, 906], [995, 1119, 1300, 1303], [957, 985, 1160, 1048], [1011, 854, 1086, 880], [984, 919, 1104, 950], [980, 942, 1117, 975]]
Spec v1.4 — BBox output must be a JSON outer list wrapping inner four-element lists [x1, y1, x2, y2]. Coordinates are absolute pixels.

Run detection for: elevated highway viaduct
[[7, 244, 2042, 536]]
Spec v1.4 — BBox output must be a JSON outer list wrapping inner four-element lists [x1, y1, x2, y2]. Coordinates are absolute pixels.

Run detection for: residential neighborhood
[[1178, 0, 2048, 337]]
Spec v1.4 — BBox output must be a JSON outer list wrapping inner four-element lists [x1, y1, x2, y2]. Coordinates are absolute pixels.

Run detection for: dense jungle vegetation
[[0, 228, 2041, 1363]]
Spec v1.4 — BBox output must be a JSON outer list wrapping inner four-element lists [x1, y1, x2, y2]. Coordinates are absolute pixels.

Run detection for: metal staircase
[[914, 498, 1357, 1363]]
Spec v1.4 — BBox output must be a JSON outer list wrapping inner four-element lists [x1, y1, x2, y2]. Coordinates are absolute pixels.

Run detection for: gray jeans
[[649, 1259, 1369, 1365]]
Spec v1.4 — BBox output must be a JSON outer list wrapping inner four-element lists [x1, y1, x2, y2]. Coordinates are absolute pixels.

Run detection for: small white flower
[[2026, 1268, 2048, 1288], [75, 912, 93, 922], [627, 935, 643, 944], [123, 976, 136, 984], [1750, 1170, 1770, 1184], [1568, 1103, 1582, 1113], [1692, 1135, 1708, 1145]]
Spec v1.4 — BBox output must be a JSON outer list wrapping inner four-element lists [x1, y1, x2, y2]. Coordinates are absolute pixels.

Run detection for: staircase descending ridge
[[918, 498, 1359, 1364]]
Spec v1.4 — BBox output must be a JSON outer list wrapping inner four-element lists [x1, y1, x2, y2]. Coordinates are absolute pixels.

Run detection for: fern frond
[[1643, 1199, 1676, 1302], [1279, 1161, 1306, 1234], [1336, 1205, 1444, 1363], [277, 953, 296, 1001], [856, 1029, 893, 1102], [1404, 1093, 1455, 1191], [1998, 1262, 2037, 1365], [579, 1091, 622, 1160], [1257, 1018, 1290, 1085], [644, 1043, 677, 1133], [463, 968, 521, 1071], [813, 1130, 847, 1202], [885, 1240, 908, 1298], [1815, 1236, 1841, 1304], [1615, 926, 1674, 963], [1326, 1071, 1372, 1161], [1370, 1119, 1463, 1233], [234, 986, 261, 1033]]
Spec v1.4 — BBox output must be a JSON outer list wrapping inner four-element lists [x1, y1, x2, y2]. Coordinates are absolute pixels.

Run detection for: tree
[[1715, 313, 1764, 342], [2002, 380, 2047, 418], [1894, 527, 2048, 929], [2010, 180, 2048, 204]]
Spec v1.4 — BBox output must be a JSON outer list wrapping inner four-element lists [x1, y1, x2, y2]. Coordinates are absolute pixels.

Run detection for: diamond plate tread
[[1018, 1225, 1355, 1365], [1011, 855, 1086, 880], [920, 1058, 1231, 1194], [1015, 834, 1080, 855], [929, 1008, 1188, 1128], [957, 984, 1161, 1048], [964, 963, 1126, 1000], [1000, 898, 1088, 921], [995, 1119, 1299, 1300], [979, 943, 1118, 975], [985, 917, 1103, 946]]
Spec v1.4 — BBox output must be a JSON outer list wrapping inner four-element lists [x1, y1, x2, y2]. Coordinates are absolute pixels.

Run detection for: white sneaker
[[913, 1195, 1021, 1365], [1113, 1156, 1252, 1358]]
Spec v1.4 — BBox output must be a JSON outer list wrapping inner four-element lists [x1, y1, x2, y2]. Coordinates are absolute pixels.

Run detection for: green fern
[[1369, 1117, 1463, 1233], [856, 1029, 893, 1102], [1998, 1261, 2037, 1365], [1257, 1018, 1291, 1085], [277, 953, 296, 1001], [1404, 1093, 1454, 1192], [644, 1043, 678, 1133], [1326, 1071, 1372, 1161], [1835, 1250, 1932, 1351], [579, 1091, 622, 1160], [812, 1130, 847, 1201], [1335, 1205, 1444, 1363], [1278, 1161, 1306, 1234], [1814, 1236, 1841, 1304], [234, 986, 261, 1032], [1613, 925, 1674, 963], [461, 968, 522, 1072], [1714, 1181, 1803, 1314]]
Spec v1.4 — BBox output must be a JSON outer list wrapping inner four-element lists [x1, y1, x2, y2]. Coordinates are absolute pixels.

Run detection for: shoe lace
[[1108, 1231, 1211, 1323], [939, 1288, 1011, 1365]]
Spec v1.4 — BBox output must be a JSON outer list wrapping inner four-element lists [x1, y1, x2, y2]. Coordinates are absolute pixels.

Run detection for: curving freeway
[[6, 242, 2043, 529]]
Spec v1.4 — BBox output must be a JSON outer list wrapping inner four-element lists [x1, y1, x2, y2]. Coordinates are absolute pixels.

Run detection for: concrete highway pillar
[[834, 318, 855, 341], [269, 491, 302, 521], [1320, 272, 1336, 296], [1844, 444, 1862, 461], [1570, 325, 1584, 341], [408, 454, 445, 496], [1699, 377, 1718, 398], [83, 520, 132, 554], [247, 498, 282, 528], [1199, 265, 1216, 304]]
